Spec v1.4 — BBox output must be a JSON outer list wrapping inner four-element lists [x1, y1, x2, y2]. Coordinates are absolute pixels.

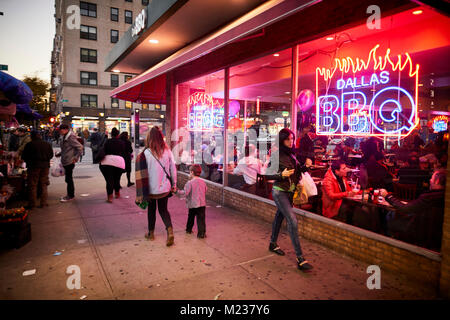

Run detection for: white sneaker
[[60, 196, 74, 202]]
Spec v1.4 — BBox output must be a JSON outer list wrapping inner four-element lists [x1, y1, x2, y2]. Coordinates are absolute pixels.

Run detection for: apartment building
[[50, 0, 165, 135]]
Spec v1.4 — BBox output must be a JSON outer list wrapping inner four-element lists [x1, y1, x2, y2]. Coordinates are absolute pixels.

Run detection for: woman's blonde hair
[[145, 126, 168, 159]]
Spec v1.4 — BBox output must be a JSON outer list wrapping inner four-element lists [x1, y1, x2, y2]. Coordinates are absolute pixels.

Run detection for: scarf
[[135, 151, 149, 203]]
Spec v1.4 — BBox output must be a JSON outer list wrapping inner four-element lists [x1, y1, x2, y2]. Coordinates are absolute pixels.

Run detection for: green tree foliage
[[22, 76, 49, 113]]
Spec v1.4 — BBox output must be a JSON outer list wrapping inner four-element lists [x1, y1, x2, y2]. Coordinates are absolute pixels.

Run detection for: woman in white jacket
[[141, 127, 177, 246]]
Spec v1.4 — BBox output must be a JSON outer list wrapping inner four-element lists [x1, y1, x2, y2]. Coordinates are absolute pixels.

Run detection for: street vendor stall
[[0, 71, 34, 248]]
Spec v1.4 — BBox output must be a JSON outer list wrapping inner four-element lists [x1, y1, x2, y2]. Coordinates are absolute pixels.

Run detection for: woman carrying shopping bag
[[265, 128, 314, 272], [135, 126, 177, 247], [99, 128, 127, 203]]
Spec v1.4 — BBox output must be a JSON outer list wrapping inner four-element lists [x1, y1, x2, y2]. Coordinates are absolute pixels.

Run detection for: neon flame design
[[315, 44, 420, 138]]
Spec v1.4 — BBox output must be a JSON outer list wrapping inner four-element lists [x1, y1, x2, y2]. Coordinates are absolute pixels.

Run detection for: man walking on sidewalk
[[22, 131, 53, 208], [55, 124, 83, 202]]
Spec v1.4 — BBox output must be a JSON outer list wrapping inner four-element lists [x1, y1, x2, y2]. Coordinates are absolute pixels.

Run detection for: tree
[[22, 76, 49, 113]]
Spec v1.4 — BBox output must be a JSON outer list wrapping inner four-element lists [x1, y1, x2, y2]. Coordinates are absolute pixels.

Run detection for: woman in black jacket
[[265, 128, 313, 272], [119, 131, 134, 187], [100, 128, 127, 202]]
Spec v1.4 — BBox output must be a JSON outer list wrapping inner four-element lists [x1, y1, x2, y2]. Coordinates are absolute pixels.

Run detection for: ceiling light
[[326, 36, 334, 41], [149, 39, 159, 44], [112, 69, 120, 73], [273, 53, 279, 57], [412, 9, 423, 15], [285, 91, 291, 94]]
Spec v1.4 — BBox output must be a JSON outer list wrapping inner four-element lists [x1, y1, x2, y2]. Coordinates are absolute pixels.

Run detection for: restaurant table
[[343, 193, 400, 234]]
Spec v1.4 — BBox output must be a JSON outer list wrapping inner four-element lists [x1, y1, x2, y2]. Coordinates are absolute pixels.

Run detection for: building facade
[[50, 0, 165, 136]]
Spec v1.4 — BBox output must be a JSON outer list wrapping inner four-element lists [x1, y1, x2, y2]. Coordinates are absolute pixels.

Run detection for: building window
[[111, 7, 119, 21], [80, 48, 97, 63], [80, 25, 97, 40], [111, 98, 119, 108], [124, 75, 132, 82], [111, 74, 119, 87], [111, 29, 119, 43], [125, 101, 132, 109], [80, 71, 97, 86], [142, 0, 149, 5], [142, 104, 148, 109], [125, 0, 132, 2], [80, 1, 96, 18], [125, 10, 132, 24], [81, 94, 97, 108]]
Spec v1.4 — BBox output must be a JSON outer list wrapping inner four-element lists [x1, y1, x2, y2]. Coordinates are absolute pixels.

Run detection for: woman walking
[[265, 128, 313, 272], [136, 126, 177, 247], [99, 128, 126, 203], [119, 131, 134, 187]]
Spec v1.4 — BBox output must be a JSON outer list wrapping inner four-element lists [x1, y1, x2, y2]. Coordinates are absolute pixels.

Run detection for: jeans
[[99, 165, 123, 195], [27, 167, 50, 207], [63, 164, 75, 198], [186, 206, 206, 236], [270, 189, 303, 258], [148, 195, 173, 231]]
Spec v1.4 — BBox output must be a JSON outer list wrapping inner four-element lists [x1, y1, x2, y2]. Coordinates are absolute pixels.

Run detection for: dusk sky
[[0, 0, 54, 82]]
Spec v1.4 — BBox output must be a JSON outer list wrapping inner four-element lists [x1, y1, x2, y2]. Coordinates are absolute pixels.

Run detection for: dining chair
[[393, 182, 417, 201]]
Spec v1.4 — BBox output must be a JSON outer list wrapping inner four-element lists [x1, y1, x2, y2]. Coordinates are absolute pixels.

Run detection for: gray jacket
[[60, 131, 83, 166]]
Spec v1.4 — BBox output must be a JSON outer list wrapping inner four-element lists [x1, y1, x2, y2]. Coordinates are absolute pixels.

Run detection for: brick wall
[[177, 172, 443, 292], [177, 172, 223, 204]]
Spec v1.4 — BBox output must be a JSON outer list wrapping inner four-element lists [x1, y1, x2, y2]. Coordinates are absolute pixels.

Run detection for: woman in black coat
[[120, 131, 134, 187]]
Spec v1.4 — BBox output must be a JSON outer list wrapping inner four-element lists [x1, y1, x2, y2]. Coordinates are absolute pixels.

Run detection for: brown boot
[[166, 226, 174, 247], [115, 191, 120, 199], [145, 230, 155, 241], [107, 194, 113, 203]]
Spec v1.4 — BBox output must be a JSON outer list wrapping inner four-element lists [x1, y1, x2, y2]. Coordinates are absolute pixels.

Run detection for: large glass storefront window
[[175, 70, 225, 183], [295, 8, 449, 252], [226, 48, 292, 195]]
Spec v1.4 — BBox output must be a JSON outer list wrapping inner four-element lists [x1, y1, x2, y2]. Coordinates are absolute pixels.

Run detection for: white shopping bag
[[51, 158, 65, 177], [299, 172, 317, 197]]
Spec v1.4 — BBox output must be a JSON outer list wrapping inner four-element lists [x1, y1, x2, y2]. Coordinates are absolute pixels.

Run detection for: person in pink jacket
[[322, 161, 355, 222]]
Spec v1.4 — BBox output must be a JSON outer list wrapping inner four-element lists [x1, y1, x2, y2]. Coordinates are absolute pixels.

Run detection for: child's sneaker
[[197, 233, 206, 239], [186, 230, 192, 234]]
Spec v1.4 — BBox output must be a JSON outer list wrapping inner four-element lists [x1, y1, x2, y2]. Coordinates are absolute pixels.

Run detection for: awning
[[110, 0, 318, 103], [111, 73, 166, 104]]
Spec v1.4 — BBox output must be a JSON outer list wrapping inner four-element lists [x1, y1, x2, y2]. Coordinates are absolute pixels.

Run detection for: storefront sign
[[187, 92, 225, 131], [316, 44, 419, 137], [131, 9, 147, 38], [432, 115, 448, 133]]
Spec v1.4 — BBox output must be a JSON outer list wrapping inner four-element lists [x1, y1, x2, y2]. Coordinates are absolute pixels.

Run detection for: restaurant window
[[111, 74, 119, 87], [125, 10, 132, 24], [80, 1, 96, 18], [142, 104, 148, 110], [293, 7, 449, 252], [148, 104, 155, 110], [175, 70, 225, 183], [226, 48, 293, 193], [110, 30, 119, 43], [80, 25, 97, 40], [80, 48, 97, 63], [81, 94, 97, 108], [111, 7, 119, 22], [125, 101, 132, 109], [111, 98, 119, 108], [80, 71, 97, 86]]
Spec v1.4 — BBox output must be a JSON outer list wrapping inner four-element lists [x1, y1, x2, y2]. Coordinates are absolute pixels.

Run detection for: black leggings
[[100, 165, 123, 195], [148, 195, 173, 231], [186, 206, 206, 236]]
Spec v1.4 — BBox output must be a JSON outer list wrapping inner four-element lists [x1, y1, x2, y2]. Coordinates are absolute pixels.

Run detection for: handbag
[[149, 149, 174, 198], [293, 183, 309, 206]]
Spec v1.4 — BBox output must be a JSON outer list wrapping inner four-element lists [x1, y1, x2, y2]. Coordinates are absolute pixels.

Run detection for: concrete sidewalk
[[0, 149, 438, 299]]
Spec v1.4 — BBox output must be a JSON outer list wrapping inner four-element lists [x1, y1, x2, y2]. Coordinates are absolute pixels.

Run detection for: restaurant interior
[[173, 7, 450, 253]]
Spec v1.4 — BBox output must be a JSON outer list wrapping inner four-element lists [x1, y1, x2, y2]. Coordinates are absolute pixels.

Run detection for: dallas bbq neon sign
[[187, 92, 225, 131], [315, 44, 419, 137]]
